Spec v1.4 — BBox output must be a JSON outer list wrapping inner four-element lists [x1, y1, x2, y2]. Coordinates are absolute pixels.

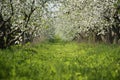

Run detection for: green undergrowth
[[0, 41, 120, 80]]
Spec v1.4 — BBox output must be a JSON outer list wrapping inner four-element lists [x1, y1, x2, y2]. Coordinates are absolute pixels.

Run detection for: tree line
[[54, 0, 120, 44], [0, 0, 57, 48], [0, 0, 120, 49]]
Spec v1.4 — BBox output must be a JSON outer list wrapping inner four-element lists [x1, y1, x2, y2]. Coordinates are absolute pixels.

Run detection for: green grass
[[0, 41, 120, 80]]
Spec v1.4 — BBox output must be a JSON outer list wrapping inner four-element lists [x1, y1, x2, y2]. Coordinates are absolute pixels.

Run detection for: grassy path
[[0, 41, 120, 80]]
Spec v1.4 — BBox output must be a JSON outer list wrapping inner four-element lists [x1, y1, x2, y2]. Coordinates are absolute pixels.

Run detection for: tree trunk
[[113, 35, 119, 44]]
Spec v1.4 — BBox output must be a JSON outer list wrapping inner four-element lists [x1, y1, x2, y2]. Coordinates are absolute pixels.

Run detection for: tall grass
[[0, 41, 120, 80]]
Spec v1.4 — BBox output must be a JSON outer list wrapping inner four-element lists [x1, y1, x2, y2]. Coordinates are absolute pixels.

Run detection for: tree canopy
[[0, 0, 120, 48]]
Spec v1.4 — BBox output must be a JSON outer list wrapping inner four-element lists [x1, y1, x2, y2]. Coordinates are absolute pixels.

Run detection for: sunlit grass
[[0, 41, 120, 80]]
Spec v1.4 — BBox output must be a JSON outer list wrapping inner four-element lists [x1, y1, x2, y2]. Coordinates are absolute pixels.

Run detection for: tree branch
[[24, 0, 36, 28]]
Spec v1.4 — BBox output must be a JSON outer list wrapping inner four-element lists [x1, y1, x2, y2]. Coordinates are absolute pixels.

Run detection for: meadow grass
[[0, 41, 120, 80]]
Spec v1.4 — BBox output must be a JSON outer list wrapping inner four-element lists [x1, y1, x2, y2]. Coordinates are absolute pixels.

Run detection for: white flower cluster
[[54, 0, 117, 40]]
